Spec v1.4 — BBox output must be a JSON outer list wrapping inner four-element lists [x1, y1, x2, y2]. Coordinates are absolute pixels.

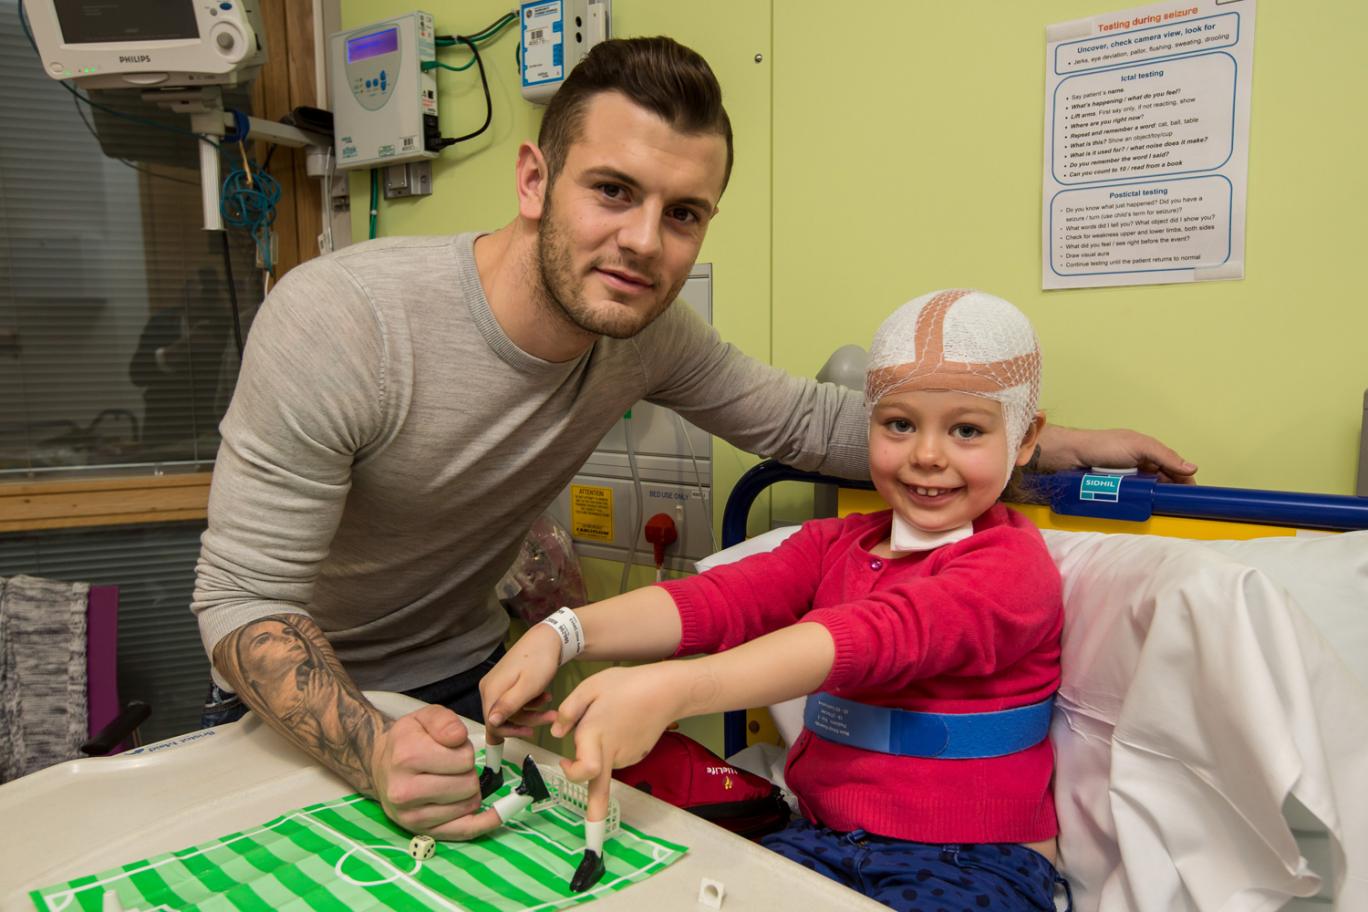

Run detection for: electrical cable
[[369, 168, 379, 239], [318, 146, 335, 255], [219, 231, 245, 360], [68, 93, 201, 188], [424, 11, 513, 150], [424, 58, 478, 73], [220, 143, 281, 274], [56, 78, 212, 145], [433, 36, 493, 148], [675, 412, 719, 554], [428, 11, 516, 72], [435, 11, 516, 45], [468, 12, 517, 41], [619, 410, 645, 595]]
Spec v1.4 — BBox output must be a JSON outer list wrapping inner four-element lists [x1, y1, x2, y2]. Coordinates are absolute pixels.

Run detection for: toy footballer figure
[[480, 742, 606, 892]]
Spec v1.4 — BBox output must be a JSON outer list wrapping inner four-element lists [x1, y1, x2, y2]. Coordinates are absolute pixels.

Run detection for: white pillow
[[1199, 531, 1368, 690], [694, 525, 802, 573], [1041, 529, 1368, 912]]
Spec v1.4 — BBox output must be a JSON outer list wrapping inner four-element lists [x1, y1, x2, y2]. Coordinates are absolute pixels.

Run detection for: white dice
[[408, 834, 436, 861]]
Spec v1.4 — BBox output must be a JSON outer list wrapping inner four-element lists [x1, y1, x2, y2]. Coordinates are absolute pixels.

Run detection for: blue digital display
[[347, 27, 398, 63]]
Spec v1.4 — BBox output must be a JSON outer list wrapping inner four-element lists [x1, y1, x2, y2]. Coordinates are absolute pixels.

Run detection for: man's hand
[[212, 613, 505, 839], [479, 624, 562, 741], [1037, 425, 1198, 483], [369, 704, 504, 840]]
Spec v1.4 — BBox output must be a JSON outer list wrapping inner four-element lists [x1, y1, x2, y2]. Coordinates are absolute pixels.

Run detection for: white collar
[[889, 513, 975, 554]]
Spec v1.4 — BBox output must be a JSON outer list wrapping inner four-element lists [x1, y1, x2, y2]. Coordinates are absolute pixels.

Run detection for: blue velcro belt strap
[[803, 692, 1055, 759]]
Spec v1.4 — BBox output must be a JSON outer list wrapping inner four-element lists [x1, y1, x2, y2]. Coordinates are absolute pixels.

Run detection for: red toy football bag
[[613, 731, 791, 840]]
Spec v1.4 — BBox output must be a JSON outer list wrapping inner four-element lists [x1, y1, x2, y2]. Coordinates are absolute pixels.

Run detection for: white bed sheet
[[1044, 530, 1368, 912]]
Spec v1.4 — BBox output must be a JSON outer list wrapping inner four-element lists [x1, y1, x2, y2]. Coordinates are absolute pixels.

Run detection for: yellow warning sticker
[[570, 484, 614, 542]]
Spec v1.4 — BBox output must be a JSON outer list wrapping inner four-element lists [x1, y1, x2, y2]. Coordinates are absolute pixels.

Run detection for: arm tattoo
[[213, 613, 392, 795]]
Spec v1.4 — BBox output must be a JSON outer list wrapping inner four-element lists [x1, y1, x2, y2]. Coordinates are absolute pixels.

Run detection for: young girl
[[481, 289, 1067, 910]]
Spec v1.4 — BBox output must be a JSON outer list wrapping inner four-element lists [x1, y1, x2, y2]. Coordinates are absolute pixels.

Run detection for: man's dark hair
[[537, 36, 734, 194]]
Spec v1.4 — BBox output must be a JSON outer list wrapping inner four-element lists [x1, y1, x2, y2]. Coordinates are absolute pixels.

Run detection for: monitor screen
[[347, 27, 399, 64], [54, 0, 200, 44]]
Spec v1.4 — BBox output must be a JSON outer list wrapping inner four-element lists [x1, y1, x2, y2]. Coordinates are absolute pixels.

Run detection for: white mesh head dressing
[[865, 289, 1042, 473]]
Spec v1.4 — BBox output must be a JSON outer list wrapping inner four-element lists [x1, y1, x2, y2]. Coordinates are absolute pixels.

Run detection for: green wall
[[771, 1, 1367, 495]]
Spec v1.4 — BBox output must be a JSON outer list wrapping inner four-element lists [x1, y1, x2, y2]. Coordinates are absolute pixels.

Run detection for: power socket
[[383, 161, 433, 198], [637, 485, 705, 564]]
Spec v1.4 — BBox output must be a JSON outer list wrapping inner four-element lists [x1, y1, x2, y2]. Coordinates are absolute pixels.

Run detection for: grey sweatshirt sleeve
[[191, 258, 394, 666], [636, 304, 871, 480]]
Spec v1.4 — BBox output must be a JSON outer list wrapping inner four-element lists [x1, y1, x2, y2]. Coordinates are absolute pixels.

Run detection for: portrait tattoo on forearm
[[213, 614, 391, 794]]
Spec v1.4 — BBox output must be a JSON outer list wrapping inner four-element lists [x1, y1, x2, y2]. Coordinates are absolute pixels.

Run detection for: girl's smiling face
[[869, 389, 1040, 533]]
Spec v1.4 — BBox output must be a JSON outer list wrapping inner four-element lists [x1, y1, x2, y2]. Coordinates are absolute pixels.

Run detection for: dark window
[[2, 1, 260, 477]]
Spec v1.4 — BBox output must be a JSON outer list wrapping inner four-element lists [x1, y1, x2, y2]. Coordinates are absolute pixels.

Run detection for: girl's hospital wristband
[[539, 607, 585, 665]]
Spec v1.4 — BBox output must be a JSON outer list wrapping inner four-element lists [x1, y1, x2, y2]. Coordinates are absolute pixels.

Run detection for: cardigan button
[[869, 559, 884, 571]]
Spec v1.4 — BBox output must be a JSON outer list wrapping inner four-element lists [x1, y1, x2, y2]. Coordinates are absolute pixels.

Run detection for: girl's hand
[[479, 624, 562, 742], [553, 664, 684, 821]]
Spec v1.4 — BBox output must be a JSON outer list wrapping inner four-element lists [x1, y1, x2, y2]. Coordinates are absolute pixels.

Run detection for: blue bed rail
[[722, 460, 1368, 548]]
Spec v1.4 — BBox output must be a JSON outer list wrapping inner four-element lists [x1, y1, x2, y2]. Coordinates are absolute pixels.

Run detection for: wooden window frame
[[0, 472, 213, 532]]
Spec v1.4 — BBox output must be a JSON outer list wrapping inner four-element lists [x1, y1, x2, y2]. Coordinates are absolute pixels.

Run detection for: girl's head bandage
[[865, 289, 1042, 473]]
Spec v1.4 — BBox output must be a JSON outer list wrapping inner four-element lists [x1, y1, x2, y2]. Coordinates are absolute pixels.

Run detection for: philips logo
[[119, 54, 152, 64]]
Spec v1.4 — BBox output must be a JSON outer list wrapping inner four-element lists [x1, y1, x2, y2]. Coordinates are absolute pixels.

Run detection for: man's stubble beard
[[534, 194, 685, 340]]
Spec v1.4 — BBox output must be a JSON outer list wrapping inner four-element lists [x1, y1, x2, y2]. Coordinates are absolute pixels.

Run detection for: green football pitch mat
[[30, 757, 687, 912]]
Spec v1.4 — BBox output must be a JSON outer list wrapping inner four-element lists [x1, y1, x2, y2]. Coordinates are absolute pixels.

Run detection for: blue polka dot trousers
[[760, 819, 1072, 912]]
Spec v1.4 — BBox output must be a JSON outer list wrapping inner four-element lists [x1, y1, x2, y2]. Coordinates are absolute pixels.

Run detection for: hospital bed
[[709, 461, 1368, 912]]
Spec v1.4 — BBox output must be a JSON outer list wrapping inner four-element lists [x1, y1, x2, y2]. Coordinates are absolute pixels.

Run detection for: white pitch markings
[[298, 809, 467, 912]]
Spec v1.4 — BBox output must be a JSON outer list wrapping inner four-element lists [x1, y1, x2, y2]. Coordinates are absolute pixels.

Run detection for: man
[[194, 36, 1195, 841]]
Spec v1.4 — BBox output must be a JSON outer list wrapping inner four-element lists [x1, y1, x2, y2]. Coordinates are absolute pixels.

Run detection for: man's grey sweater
[[193, 234, 869, 691]]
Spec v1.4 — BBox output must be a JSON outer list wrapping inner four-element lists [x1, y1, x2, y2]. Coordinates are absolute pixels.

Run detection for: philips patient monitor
[[24, 0, 267, 89]]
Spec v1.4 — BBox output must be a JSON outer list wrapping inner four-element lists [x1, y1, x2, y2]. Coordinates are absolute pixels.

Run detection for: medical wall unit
[[329, 12, 440, 171], [519, 0, 611, 104], [547, 265, 714, 572], [23, 0, 267, 89]]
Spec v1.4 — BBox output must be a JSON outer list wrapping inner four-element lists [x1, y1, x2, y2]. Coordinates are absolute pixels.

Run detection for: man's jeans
[[200, 644, 507, 729]]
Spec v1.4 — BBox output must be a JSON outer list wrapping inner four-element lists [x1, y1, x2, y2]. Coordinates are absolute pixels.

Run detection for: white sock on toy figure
[[489, 754, 550, 823], [569, 777, 609, 892], [479, 739, 505, 798]]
